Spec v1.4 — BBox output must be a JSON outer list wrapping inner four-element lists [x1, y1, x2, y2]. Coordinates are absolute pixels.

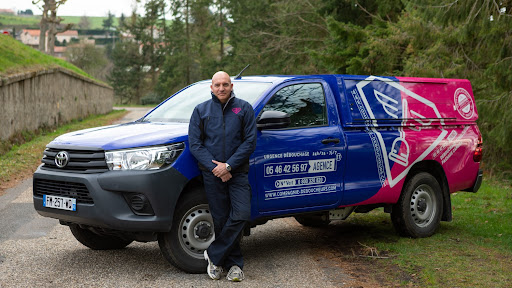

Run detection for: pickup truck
[[33, 74, 483, 273]]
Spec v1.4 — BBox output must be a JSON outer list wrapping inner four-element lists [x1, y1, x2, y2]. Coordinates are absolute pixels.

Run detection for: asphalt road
[[0, 179, 355, 287], [112, 106, 154, 123], [0, 107, 360, 288]]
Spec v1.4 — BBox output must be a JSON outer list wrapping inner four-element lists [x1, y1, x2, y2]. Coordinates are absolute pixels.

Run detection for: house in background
[[53, 46, 67, 59], [19, 29, 40, 48], [55, 30, 78, 45], [0, 9, 15, 15], [19, 29, 78, 51]]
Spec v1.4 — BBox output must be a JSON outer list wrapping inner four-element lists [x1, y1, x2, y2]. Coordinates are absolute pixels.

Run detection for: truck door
[[252, 80, 345, 215]]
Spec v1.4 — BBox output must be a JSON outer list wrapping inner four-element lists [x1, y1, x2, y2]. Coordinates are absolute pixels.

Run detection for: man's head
[[211, 71, 233, 104]]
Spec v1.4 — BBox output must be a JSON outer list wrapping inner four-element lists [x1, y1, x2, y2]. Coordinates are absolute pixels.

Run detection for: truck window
[[143, 81, 271, 123], [262, 83, 327, 128]]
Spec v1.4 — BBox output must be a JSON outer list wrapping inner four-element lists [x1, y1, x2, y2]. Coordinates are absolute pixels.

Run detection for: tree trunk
[[219, 0, 224, 62], [47, 0, 58, 55], [38, 1, 49, 52], [185, 0, 190, 84]]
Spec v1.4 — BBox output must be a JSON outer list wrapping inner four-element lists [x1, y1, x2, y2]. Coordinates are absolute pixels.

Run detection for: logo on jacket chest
[[232, 107, 241, 114]]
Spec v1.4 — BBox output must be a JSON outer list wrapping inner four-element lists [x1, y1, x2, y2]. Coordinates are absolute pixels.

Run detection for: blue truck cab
[[33, 74, 483, 273]]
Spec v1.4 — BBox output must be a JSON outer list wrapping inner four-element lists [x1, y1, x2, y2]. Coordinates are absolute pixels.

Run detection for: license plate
[[43, 195, 76, 211]]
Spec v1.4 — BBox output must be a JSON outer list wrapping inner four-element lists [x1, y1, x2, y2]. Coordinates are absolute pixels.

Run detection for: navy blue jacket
[[188, 92, 257, 173]]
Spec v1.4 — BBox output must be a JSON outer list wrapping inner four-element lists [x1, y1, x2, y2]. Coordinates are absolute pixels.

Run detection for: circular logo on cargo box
[[55, 151, 70, 168], [454, 88, 474, 119]]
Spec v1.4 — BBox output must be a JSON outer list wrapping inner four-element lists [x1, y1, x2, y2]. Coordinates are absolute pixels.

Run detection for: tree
[[66, 44, 108, 79], [214, 0, 226, 63], [401, 0, 512, 174], [33, 0, 49, 52], [168, 0, 193, 84], [78, 15, 91, 29], [119, 13, 127, 29], [33, 0, 72, 55], [18, 9, 34, 15], [225, 0, 329, 75], [109, 41, 145, 104], [315, 0, 511, 174], [314, 0, 405, 75], [155, 0, 220, 98], [140, 0, 167, 86], [103, 11, 115, 32]]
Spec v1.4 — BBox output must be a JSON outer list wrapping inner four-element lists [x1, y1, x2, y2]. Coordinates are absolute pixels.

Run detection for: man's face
[[211, 72, 233, 104]]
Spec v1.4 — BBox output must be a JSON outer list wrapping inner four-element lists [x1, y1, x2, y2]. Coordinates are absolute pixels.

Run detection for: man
[[188, 71, 257, 281]]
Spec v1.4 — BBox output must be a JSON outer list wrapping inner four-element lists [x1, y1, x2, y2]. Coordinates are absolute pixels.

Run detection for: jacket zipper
[[221, 97, 234, 162]]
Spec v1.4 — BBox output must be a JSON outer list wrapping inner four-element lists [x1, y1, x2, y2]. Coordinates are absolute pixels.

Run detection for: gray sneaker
[[226, 265, 245, 282], [204, 250, 222, 280]]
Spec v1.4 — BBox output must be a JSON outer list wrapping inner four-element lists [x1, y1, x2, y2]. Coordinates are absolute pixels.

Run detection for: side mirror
[[257, 110, 291, 130]]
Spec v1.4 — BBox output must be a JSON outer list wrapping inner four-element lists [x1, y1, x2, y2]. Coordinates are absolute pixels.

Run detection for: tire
[[69, 225, 133, 250], [391, 172, 443, 238], [158, 189, 213, 273], [294, 213, 330, 227]]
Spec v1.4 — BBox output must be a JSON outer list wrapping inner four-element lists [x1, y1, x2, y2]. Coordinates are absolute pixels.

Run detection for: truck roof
[[232, 74, 470, 85]]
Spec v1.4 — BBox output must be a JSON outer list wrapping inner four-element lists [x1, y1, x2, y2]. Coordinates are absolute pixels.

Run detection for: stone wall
[[0, 68, 113, 141]]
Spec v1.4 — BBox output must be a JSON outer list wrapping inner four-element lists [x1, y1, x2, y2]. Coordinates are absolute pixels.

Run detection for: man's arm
[[226, 102, 257, 170], [188, 107, 217, 172]]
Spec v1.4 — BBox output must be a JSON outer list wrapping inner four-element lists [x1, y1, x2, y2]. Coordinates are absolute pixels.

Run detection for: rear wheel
[[391, 172, 443, 238], [69, 225, 133, 250], [158, 189, 213, 273]]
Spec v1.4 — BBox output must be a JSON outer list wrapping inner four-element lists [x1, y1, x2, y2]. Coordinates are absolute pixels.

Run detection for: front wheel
[[69, 225, 133, 250], [391, 172, 443, 238], [158, 189, 213, 273]]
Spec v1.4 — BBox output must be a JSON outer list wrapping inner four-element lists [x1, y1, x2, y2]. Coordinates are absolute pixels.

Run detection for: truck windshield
[[142, 81, 272, 123]]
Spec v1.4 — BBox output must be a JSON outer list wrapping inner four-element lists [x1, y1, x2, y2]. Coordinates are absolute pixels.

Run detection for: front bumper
[[33, 165, 188, 232]]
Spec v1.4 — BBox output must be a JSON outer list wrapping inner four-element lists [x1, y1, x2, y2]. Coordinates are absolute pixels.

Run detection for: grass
[[0, 34, 94, 78], [0, 14, 40, 26], [0, 109, 127, 193], [61, 16, 120, 30], [339, 180, 512, 287], [0, 15, 119, 30]]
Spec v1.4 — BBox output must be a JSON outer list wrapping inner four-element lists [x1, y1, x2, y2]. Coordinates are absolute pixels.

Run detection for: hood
[[50, 122, 189, 150]]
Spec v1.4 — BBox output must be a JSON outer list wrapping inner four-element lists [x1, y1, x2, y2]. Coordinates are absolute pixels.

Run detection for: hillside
[[0, 14, 39, 27], [0, 34, 91, 79], [0, 14, 118, 30]]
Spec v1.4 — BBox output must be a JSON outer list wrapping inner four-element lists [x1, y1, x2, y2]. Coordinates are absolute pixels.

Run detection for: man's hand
[[220, 172, 232, 182], [212, 160, 229, 178], [212, 160, 232, 182]]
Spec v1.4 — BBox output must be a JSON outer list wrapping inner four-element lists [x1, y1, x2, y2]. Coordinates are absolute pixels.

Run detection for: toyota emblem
[[55, 151, 70, 168]]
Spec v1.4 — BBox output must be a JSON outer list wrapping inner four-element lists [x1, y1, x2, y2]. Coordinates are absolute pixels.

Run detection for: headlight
[[105, 143, 184, 171]]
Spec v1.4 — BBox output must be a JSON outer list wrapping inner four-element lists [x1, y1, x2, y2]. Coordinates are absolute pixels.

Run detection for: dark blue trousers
[[202, 171, 251, 270]]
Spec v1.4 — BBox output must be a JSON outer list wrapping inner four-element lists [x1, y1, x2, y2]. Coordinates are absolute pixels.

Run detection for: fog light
[[130, 194, 147, 211], [123, 193, 155, 216]]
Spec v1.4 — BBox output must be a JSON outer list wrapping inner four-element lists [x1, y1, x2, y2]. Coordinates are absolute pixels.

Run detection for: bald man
[[188, 71, 257, 281]]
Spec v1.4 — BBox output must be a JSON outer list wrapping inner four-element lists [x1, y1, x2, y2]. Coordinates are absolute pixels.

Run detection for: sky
[[0, 0, 141, 17]]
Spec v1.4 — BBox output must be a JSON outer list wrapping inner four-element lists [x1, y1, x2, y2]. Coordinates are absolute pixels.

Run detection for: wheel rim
[[409, 184, 437, 227], [178, 204, 215, 259]]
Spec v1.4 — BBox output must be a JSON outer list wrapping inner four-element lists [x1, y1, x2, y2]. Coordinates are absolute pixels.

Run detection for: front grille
[[41, 147, 108, 173], [34, 179, 94, 204]]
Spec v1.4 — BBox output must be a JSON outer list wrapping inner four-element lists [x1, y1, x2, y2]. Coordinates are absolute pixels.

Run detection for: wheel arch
[[164, 175, 205, 232], [178, 176, 205, 203], [403, 160, 452, 222]]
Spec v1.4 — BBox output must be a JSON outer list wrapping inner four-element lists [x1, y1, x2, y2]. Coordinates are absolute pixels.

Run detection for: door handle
[[321, 138, 340, 144]]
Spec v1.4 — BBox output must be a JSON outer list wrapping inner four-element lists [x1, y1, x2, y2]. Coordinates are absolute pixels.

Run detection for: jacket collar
[[211, 91, 236, 105]]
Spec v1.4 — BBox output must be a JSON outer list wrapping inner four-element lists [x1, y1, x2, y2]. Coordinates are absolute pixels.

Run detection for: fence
[[0, 68, 113, 141]]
